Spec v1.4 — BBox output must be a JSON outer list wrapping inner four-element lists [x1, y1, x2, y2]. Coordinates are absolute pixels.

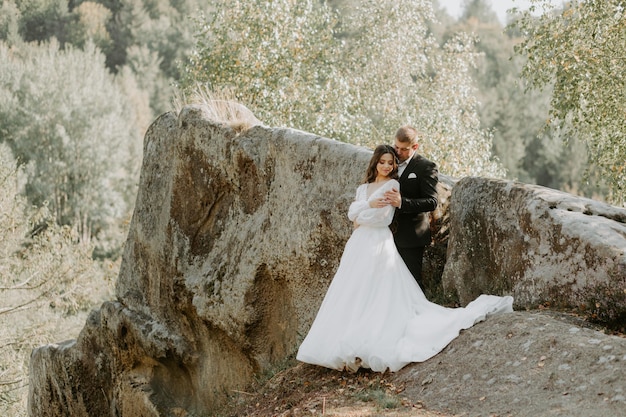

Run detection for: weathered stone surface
[[28, 107, 625, 417], [395, 311, 626, 417], [423, 179, 455, 302], [442, 176, 626, 324]]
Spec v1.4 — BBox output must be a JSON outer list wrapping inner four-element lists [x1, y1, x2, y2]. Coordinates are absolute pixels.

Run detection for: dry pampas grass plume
[[173, 85, 263, 133]]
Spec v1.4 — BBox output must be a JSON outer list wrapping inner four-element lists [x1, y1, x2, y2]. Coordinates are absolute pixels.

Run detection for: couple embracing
[[296, 126, 513, 373]]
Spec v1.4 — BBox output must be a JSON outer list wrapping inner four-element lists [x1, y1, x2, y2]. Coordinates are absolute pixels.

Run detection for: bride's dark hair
[[364, 144, 399, 183]]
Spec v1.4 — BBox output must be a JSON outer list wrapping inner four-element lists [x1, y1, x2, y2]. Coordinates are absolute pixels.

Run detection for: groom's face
[[394, 139, 418, 163]]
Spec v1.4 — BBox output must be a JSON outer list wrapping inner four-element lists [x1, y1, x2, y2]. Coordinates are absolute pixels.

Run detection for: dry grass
[[173, 85, 263, 132]]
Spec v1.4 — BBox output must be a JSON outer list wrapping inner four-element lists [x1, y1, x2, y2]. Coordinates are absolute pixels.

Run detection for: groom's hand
[[384, 188, 401, 208], [369, 197, 389, 208]]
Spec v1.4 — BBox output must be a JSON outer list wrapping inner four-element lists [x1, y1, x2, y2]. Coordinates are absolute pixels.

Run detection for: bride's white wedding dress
[[297, 179, 513, 372]]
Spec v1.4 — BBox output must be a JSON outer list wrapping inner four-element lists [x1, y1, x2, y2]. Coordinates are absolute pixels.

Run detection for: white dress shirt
[[398, 160, 409, 177]]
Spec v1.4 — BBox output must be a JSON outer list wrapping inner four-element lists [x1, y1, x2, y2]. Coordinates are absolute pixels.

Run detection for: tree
[[0, 0, 22, 44], [0, 40, 144, 251], [447, 1, 547, 183], [182, 0, 505, 178], [15, 0, 70, 43], [64, 1, 112, 52], [514, 0, 626, 205], [442, 0, 609, 199], [459, 0, 499, 23], [180, 0, 347, 140], [0, 144, 115, 416], [7, 0, 197, 114], [94, 0, 197, 113]]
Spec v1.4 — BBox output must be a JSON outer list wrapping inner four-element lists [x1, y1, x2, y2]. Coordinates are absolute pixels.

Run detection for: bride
[[296, 144, 513, 372]]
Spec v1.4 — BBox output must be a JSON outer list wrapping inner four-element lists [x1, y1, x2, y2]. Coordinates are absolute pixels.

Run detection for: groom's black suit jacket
[[393, 154, 439, 248]]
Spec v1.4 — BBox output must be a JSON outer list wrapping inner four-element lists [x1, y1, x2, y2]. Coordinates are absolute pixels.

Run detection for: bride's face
[[377, 153, 395, 178]]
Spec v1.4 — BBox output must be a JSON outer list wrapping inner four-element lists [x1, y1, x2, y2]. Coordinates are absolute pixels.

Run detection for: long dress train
[[296, 179, 513, 372]]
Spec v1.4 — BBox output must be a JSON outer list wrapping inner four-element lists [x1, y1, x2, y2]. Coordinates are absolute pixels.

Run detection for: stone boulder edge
[[442, 176, 626, 325]]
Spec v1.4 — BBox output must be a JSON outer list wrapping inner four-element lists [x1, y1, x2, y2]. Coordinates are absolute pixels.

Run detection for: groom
[[384, 125, 439, 289]]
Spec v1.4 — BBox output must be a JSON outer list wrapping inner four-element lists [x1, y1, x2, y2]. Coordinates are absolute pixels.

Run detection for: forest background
[[1, 0, 624, 415]]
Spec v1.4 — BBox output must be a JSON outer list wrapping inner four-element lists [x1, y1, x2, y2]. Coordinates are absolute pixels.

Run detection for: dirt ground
[[218, 311, 626, 417]]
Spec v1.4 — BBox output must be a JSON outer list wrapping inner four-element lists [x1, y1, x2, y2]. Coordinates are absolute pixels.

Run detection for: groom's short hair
[[395, 125, 420, 145]]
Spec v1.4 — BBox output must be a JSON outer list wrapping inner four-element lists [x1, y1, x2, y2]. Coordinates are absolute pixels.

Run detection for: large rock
[[27, 107, 625, 416], [442, 176, 626, 325]]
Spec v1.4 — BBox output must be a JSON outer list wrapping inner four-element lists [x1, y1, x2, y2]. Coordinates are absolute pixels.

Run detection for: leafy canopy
[[181, 0, 505, 178], [0, 40, 144, 250], [514, 0, 626, 205]]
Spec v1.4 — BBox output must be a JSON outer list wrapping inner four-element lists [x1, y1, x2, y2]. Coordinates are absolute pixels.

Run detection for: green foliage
[[313, 1, 499, 176], [450, 4, 551, 183], [0, 145, 116, 416], [181, 0, 505, 178], [14, 0, 71, 43], [459, 0, 499, 23], [4, 0, 196, 115], [0, 40, 144, 253], [181, 0, 346, 139], [64, 1, 112, 51], [81, 0, 197, 113], [514, 0, 626, 205], [445, 1, 612, 201]]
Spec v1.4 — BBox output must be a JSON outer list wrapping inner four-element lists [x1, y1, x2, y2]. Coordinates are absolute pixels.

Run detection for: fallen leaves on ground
[[218, 361, 457, 417]]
